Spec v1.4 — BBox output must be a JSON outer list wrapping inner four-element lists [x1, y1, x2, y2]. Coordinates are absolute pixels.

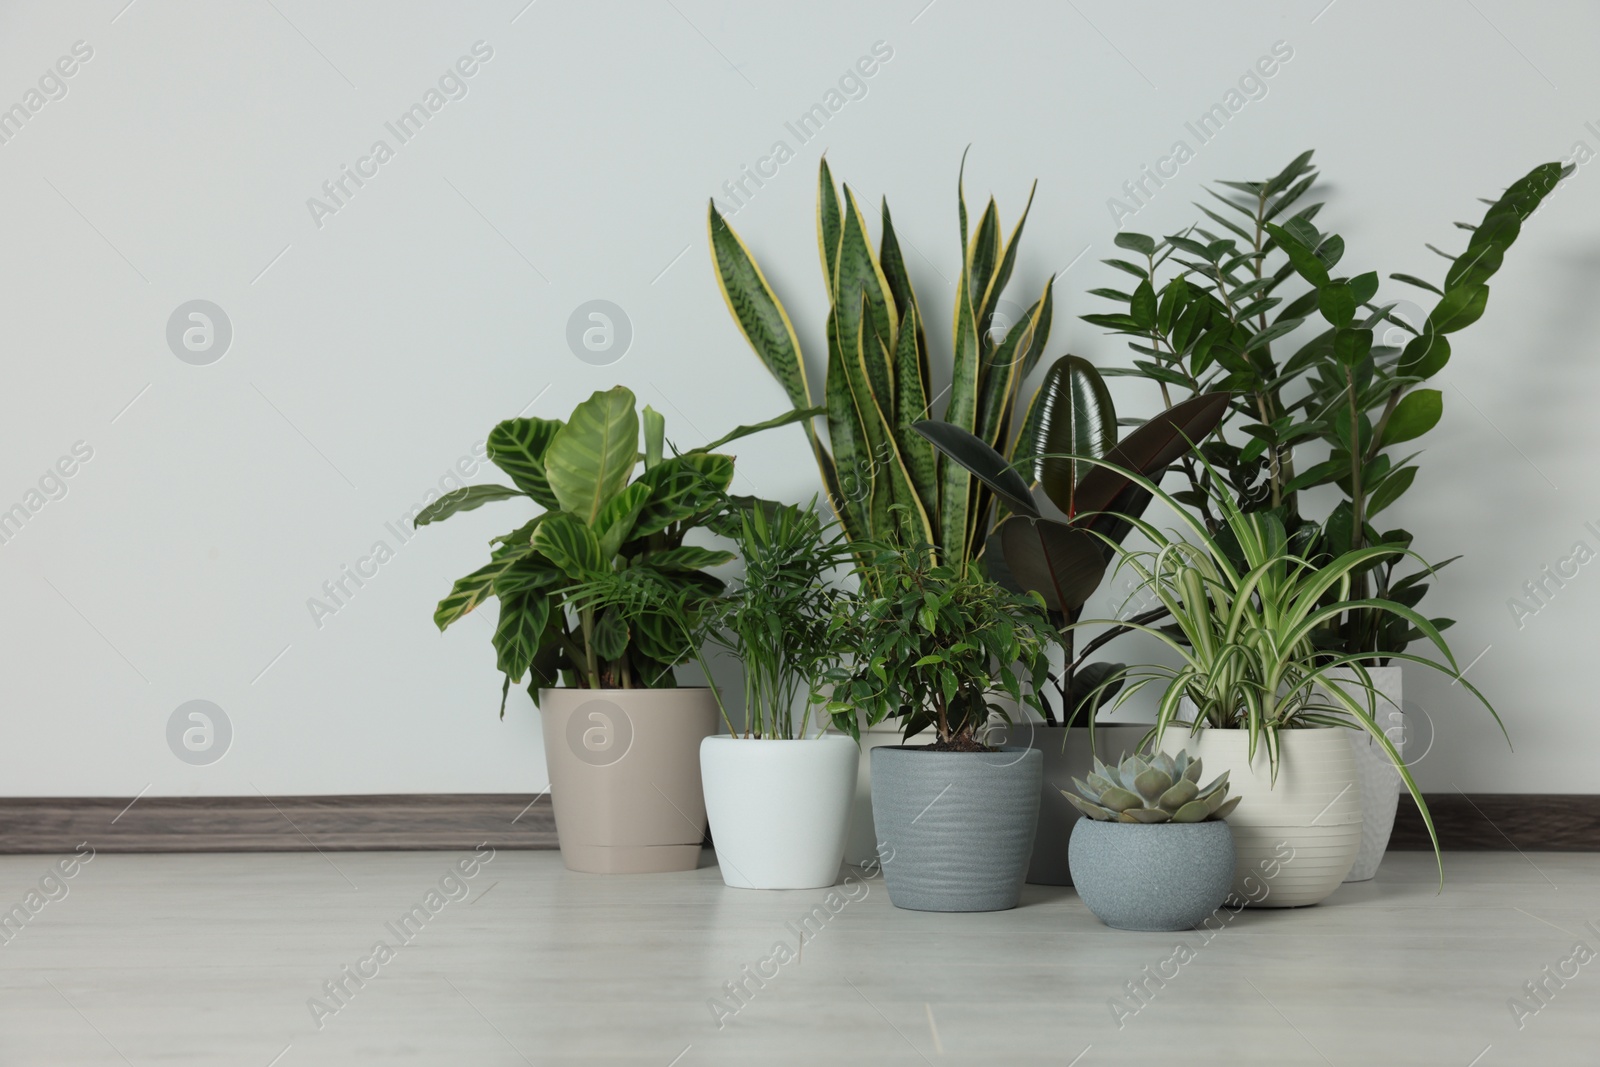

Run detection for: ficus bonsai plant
[[1083, 151, 1570, 661]]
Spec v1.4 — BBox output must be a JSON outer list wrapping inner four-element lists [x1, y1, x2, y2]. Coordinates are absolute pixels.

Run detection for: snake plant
[[707, 154, 1055, 579]]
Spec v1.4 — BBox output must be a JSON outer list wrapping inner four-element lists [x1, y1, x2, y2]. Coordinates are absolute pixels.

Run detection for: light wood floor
[[1, 848, 1597, 1065]]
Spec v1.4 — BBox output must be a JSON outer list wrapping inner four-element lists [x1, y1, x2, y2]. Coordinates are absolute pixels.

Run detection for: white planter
[[700, 735, 858, 889], [1321, 666, 1405, 882], [840, 720, 905, 866], [1159, 726, 1361, 907]]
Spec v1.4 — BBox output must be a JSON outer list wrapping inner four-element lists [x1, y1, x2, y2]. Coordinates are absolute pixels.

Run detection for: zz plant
[[414, 386, 811, 711], [1085, 152, 1569, 660]]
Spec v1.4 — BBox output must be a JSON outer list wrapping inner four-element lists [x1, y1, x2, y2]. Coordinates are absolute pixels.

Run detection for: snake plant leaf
[[977, 181, 1037, 338], [940, 253, 982, 557], [879, 199, 927, 365], [835, 186, 898, 404], [1119, 808, 1172, 824], [631, 454, 734, 539], [592, 482, 651, 559], [492, 555, 564, 598], [532, 512, 603, 580], [708, 202, 813, 413], [1157, 778, 1199, 810], [686, 406, 827, 455], [998, 515, 1107, 614], [433, 557, 517, 630], [486, 417, 564, 508], [1027, 355, 1117, 517], [1133, 765, 1175, 802], [893, 304, 938, 513], [956, 145, 971, 254], [492, 589, 550, 682], [822, 313, 873, 541], [817, 157, 842, 294], [1018, 279, 1055, 378], [544, 388, 640, 525], [968, 197, 1002, 325], [412, 484, 527, 527], [830, 301, 894, 539], [1071, 391, 1231, 521], [974, 310, 1033, 451], [912, 419, 1038, 519]]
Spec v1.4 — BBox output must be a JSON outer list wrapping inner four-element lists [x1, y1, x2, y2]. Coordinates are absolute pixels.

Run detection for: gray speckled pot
[[869, 746, 1042, 912], [1069, 819, 1236, 931]]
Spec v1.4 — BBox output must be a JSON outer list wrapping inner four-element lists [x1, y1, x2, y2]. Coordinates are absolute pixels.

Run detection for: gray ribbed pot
[[869, 746, 1042, 913], [1069, 818, 1236, 931]]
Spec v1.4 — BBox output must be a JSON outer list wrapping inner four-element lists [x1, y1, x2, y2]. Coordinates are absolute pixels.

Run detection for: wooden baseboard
[[2, 792, 1593, 854], [0, 794, 556, 854], [1390, 794, 1600, 851]]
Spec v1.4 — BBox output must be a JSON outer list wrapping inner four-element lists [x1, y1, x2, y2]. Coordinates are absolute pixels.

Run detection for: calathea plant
[[414, 386, 814, 711], [708, 154, 1057, 580], [1084, 151, 1569, 660]]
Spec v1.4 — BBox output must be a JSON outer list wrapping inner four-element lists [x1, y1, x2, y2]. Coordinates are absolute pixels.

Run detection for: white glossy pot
[[1320, 666, 1405, 882], [1159, 726, 1361, 907], [700, 736, 858, 889]]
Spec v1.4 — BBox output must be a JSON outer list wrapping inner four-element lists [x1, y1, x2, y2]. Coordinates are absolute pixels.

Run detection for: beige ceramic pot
[[539, 688, 721, 874]]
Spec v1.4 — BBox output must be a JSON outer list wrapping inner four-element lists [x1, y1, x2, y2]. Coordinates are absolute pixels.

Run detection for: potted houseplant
[[686, 500, 860, 890], [825, 540, 1056, 912], [912, 386, 1228, 885], [1073, 458, 1503, 906], [1083, 152, 1566, 879], [710, 156, 1061, 865], [1066, 748, 1239, 931], [414, 385, 812, 874]]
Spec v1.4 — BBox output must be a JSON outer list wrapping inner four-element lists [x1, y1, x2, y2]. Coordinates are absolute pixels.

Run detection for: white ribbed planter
[[1159, 726, 1361, 907], [1320, 666, 1405, 882]]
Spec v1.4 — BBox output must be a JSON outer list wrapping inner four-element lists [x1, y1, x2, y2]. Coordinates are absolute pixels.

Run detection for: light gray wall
[[1, 0, 1596, 795]]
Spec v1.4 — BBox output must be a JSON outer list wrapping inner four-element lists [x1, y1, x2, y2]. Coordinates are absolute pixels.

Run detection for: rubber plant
[[1083, 151, 1570, 661], [707, 154, 1056, 582], [414, 385, 816, 712]]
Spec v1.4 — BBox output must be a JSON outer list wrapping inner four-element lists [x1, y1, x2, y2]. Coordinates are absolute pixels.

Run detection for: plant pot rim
[[703, 734, 856, 744], [539, 685, 713, 692], [874, 744, 1038, 757], [1075, 818, 1230, 831]]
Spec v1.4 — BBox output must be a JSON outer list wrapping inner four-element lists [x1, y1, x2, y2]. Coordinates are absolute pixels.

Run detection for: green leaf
[[913, 420, 1039, 519], [1391, 272, 1444, 296], [632, 454, 735, 539], [591, 608, 629, 661], [1366, 466, 1418, 518], [544, 387, 639, 524], [1113, 232, 1156, 256], [1428, 284, 1490, 335], [817, 158, 842, 295], [412, 485, 527, 527], [688, 406, 826, 455], [492, 555, 564, 597], [644, 545, 736, 571], [493, 590, 550, 683], [1130, 280, 1157, 330], [998, 515, 1107, 614], [642, 406, 665, 469], [1398, 322, 1451, 379], [593, 482, 651, 559], [835, 185, 898, 405], [892, 304, 939, 517], [1381, 389, 1444, 447], [486, 418, 563, 508], [532, 512, 603, 579], [1025, 355, 1117, 517], [1318, 283, 1356, 328], [940, 244, 982, 560], [434, 558, 515, 630], [708, 201, 812, 412]]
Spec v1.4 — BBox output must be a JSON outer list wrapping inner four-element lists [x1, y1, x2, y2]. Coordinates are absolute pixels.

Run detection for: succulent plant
[[1065, 749, 1239, 824]]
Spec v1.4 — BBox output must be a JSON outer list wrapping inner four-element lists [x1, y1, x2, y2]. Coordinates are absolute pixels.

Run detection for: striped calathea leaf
[[414, 385, 803, 713], [707, 153, 1060, 581]]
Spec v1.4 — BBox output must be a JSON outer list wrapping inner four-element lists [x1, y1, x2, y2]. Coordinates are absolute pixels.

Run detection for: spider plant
[[1068, 453, 1507, 871]]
